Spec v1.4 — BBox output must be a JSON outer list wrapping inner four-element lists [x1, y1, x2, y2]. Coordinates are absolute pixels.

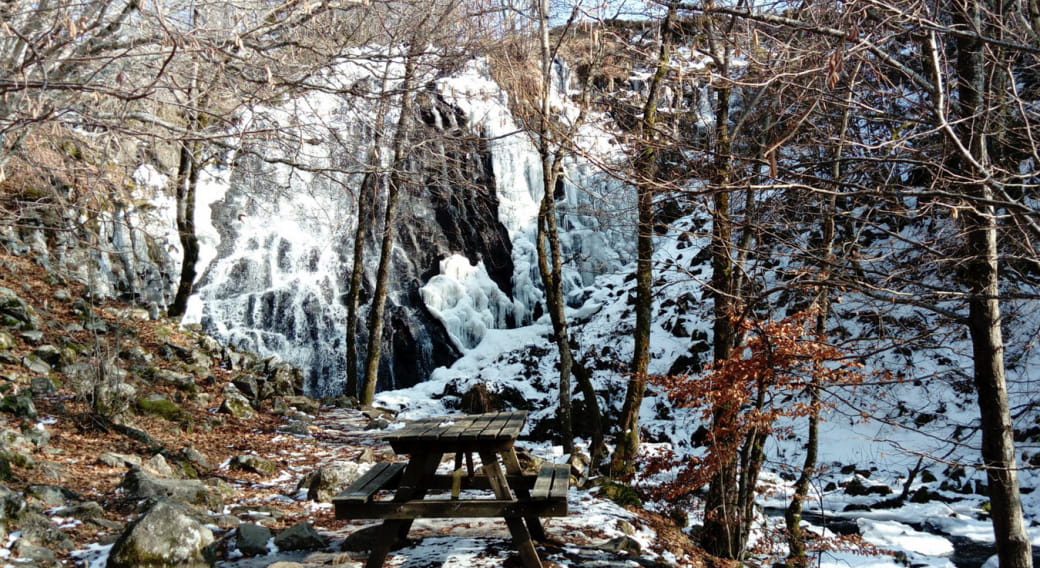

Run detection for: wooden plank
[[531, 464, 555, 500], [335, 498, 569, 520], [531, 464, 570, 501], [333, 462, 406, 504], [549, 464, 570, 500]]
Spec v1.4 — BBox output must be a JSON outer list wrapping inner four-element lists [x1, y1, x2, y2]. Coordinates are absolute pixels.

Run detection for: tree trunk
[[360, 51, 418, 406], [534, 0, 574, 456], [344, 168, 376, 398], [345, 94, 389, 398], [611, 6, 673, 476], [703, 79, 743, 560], [168, 136, 201, 318], [954, 3, 1032, 566]]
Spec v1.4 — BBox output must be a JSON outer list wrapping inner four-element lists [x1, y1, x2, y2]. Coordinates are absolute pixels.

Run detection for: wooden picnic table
[[333, 411, 570, 568]]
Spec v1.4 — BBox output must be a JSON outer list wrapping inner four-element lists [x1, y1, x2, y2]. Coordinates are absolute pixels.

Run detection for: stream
[[765, 508, 1039, 568]]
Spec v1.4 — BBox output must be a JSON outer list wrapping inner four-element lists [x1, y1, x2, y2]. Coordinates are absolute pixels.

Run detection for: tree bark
[[360, 50, 418, 406], [534, 0, 574, 456], [168, 137, 201, 318], [954, 2, 1032, 567], [611, 6, 674, 476], [345, 93, 389, 399]]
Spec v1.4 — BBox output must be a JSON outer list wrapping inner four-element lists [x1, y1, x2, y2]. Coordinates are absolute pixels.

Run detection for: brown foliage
[[645, 308, 865, 500]]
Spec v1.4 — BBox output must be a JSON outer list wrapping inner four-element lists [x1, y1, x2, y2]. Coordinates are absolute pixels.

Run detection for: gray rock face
[[272, 521, 328, 551], [229, 454, 277, 476], [119, 468, 222, 508], [0, 485, 27, 540], [296, 463, 362, 502], [107, 499, 215, 568], [234, 523, 273, 557], [219, 384, 254, 419], [0, 286, 41, 330]]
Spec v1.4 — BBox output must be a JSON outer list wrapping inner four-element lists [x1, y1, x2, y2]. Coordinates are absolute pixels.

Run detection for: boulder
[[21, 353, 51, 375], [297, 463, 362, 502], [0, 394, 37, 419], [273, 521, 328, 551], [98, 452, 143, 469], [0, 485, 27, 540], [234, 523, 273, 557], [18, 511, 73, 552], [844, 475, 894, 497], [25, 484, 78, 507], [219, 384, 254, 419], [0, 330, 15, 350], [31, 345, 65, 367], [119, 467, 222, 508], [143, 454, 177, 478], [279, 395, 320, 415], [153, 369, 195, 389], [0, 287, 40, 330], [107, 499, 215, 568], [229, 454, 277, 476]]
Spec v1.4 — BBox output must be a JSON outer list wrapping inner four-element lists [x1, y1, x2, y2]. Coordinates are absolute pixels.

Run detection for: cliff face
[[184, 60, 634, 396], [0, 57, 633, 397]]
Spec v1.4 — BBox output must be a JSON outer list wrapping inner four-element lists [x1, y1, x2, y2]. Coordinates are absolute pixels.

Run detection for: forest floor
[[0, 251, 702, 567]]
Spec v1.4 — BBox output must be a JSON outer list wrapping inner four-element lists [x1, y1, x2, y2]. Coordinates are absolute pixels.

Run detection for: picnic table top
[[383, 410, 527, 454]]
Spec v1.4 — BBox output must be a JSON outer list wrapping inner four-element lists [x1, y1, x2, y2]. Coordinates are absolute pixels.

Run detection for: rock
[[280, 395, 320, 415], [153, 369, 195, 389], [54, 501, 113, 524], [364, 417, 391, 431], [599, 535, 642, 555], [229, 454, 277, 476], [273, 521, 328, 551], [143, 454, 177, 478], [18, 511, 73, 552], [107, 499, 215, 568], [119, 467, 222, 508], [234, 523, 273, 557], [12, 541, 59, 566], [98, 452, 143, 468], [19, 330, 44, 344], [844, 475, 893, 497], [29, 376, 55, 395], [25, 484, 78, 507], [297, 463, 362, 502], [219, 384, 254, 419], [182, 447, 212, 471], [31, 345, 64, 367], [21, 354, 51, 375], [266, 363, 302, 397], [0, 485, 27, 539], [0, 286, 41, 330], [0, 330, 14, 350], [0, 394, 37, 418], [231, 373, 262, 402]]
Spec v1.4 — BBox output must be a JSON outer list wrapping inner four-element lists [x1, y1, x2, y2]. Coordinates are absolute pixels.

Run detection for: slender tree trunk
[[703, 79, 743, 560], [344, 168, 376, 398], [953, 3, 1032, 567], [534, 0, 574, 456], [345, 96, 389, 399], [168, 136, 201, 318], [360, 51, 418, 406], [611, 6, 673, 476], [786, 65, 856, 564]]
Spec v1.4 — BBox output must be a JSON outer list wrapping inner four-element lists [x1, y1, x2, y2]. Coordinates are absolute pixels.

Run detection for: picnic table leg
[[364, 452, 444, 568], [501, 448, 548, 542], [479, 450, 543, 568]]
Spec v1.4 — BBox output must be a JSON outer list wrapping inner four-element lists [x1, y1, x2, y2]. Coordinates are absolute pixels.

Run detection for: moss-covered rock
[[107, 499, 215, 568], [0, 287, 40, 330], [598, 481, 642, 508], [137, 395, 189, 424]]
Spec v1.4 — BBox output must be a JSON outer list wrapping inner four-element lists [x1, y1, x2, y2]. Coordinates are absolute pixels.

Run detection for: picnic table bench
[[333, 411, 570, 568]]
